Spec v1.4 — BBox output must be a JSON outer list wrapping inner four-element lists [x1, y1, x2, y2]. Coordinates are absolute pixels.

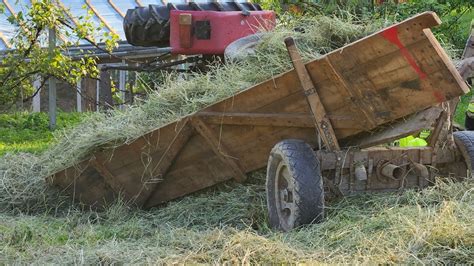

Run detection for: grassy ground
[[0, 112, 83, 156]]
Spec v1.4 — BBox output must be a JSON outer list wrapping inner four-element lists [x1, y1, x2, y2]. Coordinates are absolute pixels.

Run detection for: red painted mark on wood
[[433, 90, 446, 103], [381, 27, 427, 79]]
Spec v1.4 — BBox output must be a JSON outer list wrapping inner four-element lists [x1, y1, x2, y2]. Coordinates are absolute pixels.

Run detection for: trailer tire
[[266, 139, 324, 231], [453, 131, 474, 173]]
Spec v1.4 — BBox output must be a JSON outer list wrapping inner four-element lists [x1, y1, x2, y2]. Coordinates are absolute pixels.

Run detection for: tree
[[0, 0, 118, 111]]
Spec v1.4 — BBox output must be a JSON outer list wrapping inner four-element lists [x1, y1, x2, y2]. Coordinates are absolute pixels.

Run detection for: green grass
[[0, 112, 83, 156]]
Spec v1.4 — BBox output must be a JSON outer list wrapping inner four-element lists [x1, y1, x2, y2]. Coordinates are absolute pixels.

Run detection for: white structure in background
[[32, 76, 41, 113]]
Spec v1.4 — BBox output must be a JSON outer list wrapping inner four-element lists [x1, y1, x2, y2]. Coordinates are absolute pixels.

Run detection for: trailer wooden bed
[[49, 12, 470, 221]]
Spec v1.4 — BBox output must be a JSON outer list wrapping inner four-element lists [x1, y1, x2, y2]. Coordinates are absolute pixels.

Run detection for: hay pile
[[1, 173, 473, 264], [0, 15, 380, 213]]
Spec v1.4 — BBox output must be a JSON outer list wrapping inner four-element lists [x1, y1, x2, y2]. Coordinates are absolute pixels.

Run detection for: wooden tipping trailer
[[50, 12, 472, 230]]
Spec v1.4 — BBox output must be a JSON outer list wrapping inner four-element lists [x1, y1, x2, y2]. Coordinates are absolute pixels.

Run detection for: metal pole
[[119, 60, 126, 110], [48, 28, 57, 129], [32, 75, 41, 112], [76, 79, 82, 112], [96, 79, 100, 112]]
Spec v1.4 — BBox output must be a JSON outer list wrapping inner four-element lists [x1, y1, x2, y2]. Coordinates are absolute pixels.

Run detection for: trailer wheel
[[453, 131, 474, 173], [266, 139, 324, 231]]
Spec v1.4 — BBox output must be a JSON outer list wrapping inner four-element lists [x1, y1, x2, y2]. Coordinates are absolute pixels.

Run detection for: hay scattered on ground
[[0, 15, 379, 213], [1, 174, 473, 264]]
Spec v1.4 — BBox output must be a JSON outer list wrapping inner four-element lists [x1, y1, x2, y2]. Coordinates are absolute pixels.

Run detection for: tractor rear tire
[[453, 131, 474, 174], [266, 139, 324, 231]]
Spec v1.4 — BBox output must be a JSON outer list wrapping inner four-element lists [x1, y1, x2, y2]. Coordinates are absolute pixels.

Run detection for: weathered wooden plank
[[165, 126, 316, 178], [428, 110, 448, 148], [343, 107, 443, 148], [52, 163, 117, 207], [145, 125, 318, 207], [321, 57, 378, 128], [196, 112, 314, 128], [285, 37, 340, 151], [328, 12, 441, 73], [139, 120, 194, 206], [423, 29, 470, 93], [252, 90, 365, 131], [99, 70, 113, 109], [102, 118, 188, 171], [90, 155, 125, 196], [190, 117, 247, 182]]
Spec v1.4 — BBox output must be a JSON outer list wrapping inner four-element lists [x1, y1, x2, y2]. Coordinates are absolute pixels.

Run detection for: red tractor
[[123, 1, 275, 68]]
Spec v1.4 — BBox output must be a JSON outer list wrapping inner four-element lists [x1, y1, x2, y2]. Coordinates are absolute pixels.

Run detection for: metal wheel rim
[[275, 161, 296, 230]]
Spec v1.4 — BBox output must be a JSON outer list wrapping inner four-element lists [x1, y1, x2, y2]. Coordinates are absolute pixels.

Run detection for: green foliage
[[374, 0, 473, 53], [256, 0, 473, 53], [0, 0, 118, 110], [0, 111, 83, 155]]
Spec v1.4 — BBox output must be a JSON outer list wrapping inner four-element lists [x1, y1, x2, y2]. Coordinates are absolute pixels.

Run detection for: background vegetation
[[257, 0, 473, 55]]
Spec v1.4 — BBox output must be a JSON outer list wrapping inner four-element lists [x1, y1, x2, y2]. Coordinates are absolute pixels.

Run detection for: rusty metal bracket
[[304, 87, 317, 96]]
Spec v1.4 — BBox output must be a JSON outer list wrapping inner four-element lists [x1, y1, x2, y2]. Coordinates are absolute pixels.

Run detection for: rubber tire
[[266, 139, 324, 231], [453, 131, 474, 173]]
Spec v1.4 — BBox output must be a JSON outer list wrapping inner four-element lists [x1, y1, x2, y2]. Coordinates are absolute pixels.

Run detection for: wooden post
[[48, 28, 57, 129], [284, 37, 340, 151], [32, 75, 41, 112], [128, 67, 136, 105], [285, 37, 343, 198], [82, 77, 96, 111], [99, 68, 113, 110]]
